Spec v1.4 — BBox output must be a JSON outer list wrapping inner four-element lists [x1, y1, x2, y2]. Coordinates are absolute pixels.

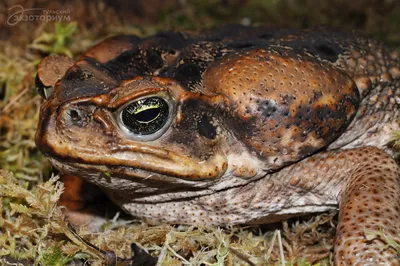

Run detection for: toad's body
[[36, 26, 400, 265]]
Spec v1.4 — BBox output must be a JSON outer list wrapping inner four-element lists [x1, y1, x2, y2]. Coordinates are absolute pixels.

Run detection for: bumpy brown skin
[[35, 26, 400, 265]]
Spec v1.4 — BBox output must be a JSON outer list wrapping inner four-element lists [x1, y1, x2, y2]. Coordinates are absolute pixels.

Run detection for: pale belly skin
[[35, 26, 400, 265]]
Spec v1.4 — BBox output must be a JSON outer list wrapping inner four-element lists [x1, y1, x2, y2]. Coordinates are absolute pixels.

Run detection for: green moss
[[392, 131, 400, 152], [29, 22, 78, 57], [40, 246, 74, 266]]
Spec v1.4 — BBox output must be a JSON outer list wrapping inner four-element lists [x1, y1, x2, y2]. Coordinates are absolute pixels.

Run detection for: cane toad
[[35, 26, 400, 265]]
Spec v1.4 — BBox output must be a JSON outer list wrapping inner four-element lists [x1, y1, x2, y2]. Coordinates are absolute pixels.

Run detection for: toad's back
[[205, 26, 400, 153], [36, 26, 400, 265]]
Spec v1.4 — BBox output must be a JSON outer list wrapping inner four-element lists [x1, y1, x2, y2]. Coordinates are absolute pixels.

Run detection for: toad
[[35, 25, 400, 265]]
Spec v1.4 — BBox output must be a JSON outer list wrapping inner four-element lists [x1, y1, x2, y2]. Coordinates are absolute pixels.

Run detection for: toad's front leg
[[249, 146, 400, 264], [334, 147, 400, 265]]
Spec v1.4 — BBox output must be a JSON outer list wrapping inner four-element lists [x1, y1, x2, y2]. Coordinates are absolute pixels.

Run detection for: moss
[[0, 169, 336, 265], [29, 22, 78, 57], [392, 131, 400, 151], [40, 245, 75, 266]]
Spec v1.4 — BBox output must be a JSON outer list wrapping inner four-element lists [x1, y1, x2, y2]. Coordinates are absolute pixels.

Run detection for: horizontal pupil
[[134, 108, 160, 123]]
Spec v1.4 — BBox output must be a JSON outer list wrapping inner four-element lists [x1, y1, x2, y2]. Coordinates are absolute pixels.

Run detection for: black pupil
[[121, 97, 169, 135], [135, 108, 160, 122]]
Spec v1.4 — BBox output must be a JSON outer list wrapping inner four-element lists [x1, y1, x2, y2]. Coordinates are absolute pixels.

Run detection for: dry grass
[[0, 169, 336, 265]]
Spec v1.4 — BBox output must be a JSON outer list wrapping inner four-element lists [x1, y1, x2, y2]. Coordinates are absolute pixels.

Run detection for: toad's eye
[[120, 97, 169, 136]]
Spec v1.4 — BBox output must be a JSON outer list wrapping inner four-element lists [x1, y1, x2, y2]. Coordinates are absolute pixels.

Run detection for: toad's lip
[[36, 133, 228, 182], [45, 156, 228, 203]]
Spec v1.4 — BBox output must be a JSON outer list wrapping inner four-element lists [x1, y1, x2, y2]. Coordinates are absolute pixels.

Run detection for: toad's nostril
[[68, 109, 81, 122]]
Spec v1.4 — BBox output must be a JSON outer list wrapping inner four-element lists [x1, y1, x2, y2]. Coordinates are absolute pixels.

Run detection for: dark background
[[1, 0, 400, 47]]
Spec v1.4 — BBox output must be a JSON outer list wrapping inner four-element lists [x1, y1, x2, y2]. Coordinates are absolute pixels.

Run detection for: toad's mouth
[[46, 155, 233, 203], [37, 134, 229, 182]]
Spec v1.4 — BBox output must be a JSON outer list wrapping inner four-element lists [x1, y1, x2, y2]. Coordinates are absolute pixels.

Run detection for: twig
[[1, 87, 29, 113]]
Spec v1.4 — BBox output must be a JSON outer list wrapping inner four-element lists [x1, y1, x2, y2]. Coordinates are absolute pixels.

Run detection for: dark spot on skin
[[174, 62, 202, 90], [300, 42, 342, 62], [175, 62, 201, 79], [282, 91, 359, 158], [313, 91, 323, 100], [294, 94, 358, 141], [281, 94, 296, 105], [146, 51, 164, 70], [258, 99, 280, 118], [307, 42, 342, 62], [198, 115, 217, 139], [315, 44, 337, 58], [314, 106, 335, 120], [282, 36, 343, 63]]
